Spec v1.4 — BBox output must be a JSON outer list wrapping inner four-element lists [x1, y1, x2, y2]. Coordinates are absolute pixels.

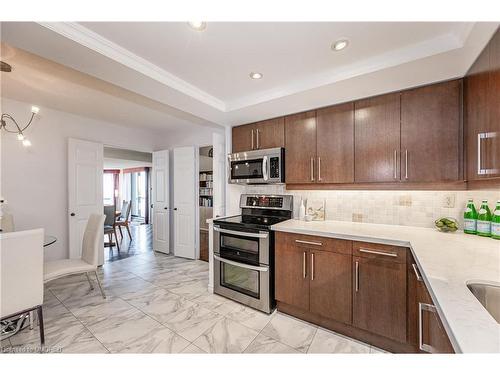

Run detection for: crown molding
[[37, 22, 227, 112]]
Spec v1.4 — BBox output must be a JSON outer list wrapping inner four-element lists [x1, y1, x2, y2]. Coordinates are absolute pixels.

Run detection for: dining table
[[1, 235, 58, 341]]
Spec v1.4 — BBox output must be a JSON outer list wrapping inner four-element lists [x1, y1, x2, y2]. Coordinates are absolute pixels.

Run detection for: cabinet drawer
[[277, 231, 352, 255], [353, 241, 407, 264]]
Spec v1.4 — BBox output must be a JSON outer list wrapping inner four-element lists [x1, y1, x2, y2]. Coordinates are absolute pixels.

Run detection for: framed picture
[[306, 198, 325, 221]]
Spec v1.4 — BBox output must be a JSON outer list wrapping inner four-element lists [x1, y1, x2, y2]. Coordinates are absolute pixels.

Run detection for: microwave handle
[[262, 155, 269, 181]]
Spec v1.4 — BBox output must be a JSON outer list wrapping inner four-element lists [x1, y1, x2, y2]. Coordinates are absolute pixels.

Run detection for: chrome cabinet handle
[[310, 158, 315, 181], [405, 149, 408, 180], [355, 261, 359, 292], [256, 129, 260, 149], [295, 239, 323, 246], [213, 226, 269, 238], [251, 129, 254, 150], [393, 149, 398, 180], [359, 248, 397, 258], [303, 251, 307, 279], [214, 255, 269, 272], [419, 302, 438, 353], [318, 157, 322, 182], [311, 253, 315, 281], [477, 132, 500, 175], [412, 263, 423, 281]]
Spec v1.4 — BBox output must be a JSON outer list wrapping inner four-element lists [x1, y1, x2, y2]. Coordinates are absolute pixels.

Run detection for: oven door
[[213, 226, 269, 265], [214, 255, 271, 313]]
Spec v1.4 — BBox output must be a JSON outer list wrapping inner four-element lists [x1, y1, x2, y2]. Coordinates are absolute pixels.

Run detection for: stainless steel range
[[213, 194, 293, 313]]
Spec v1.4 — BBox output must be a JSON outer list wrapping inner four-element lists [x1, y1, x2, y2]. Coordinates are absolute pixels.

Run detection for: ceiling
[[1, 21, 499, 128]]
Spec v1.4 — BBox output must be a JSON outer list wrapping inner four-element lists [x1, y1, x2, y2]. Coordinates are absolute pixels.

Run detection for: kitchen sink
[[467, 282, 500, 324]]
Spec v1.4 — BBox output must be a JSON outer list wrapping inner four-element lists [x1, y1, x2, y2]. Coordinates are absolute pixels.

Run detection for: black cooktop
[[213, 215, 289, 230]]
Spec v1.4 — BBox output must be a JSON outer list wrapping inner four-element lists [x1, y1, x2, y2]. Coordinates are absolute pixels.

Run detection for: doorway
[[103, 147, 153, 262], [198, 145, 213, 262]]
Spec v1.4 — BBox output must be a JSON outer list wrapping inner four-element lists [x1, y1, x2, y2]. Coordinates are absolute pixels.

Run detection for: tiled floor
[[1, 252, 387, 354], [104, 223, 152, 263]]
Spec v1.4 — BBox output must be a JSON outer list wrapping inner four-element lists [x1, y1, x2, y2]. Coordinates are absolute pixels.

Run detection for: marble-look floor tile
[[69, 297, 136, 327], [307, 328, 370, 354], [165, 279, 209, 300], [225, 305, 274, 331], [163, 304, 223, 342], [89, 311, 189, 353], [9, 312, 97, 353], [190, 293, 241, 315], [125, 288, 197, 324], [370, 346, 390, 354], [244, 333, 301, 354], [181, 343, 207, 353], [261, 313, 317, 353], [193, 318, 259, 353], [48, 280, 107, 310]]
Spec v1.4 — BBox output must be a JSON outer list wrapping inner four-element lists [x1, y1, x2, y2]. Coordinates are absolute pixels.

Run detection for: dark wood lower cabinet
[[309, 250, 352, 325], [352, 256, 407, 343], [275, 232, 455, 353]]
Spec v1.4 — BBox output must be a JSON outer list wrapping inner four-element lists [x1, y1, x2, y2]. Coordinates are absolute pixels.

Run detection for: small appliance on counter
[[228, 147, 285, 184], [212, 194, 293, 313]]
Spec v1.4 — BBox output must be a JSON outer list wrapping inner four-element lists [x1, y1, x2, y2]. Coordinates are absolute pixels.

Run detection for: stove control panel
[[241, 194, 293, 211]]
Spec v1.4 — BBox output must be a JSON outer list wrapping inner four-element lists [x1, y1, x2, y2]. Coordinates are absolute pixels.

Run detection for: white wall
[[0, 97, 161, 260]]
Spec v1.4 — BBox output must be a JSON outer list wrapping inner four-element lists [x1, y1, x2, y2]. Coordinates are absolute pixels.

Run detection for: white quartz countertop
[[270, 219, 500, 353]]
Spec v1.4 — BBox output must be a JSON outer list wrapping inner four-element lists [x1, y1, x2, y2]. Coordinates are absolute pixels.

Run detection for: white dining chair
[[1, 228, 45, 345], [43, 214, 106, 298]]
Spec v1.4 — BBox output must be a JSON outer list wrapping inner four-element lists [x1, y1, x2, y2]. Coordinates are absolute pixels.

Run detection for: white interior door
[[212, 132, 226, 219], [152, 150, 170, 254], [68, 138, 103, 260], [173, 146, 196, 259]]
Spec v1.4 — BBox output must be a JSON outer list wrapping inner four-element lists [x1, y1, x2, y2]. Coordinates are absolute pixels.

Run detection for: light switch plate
[[442, 193, 456, 208]]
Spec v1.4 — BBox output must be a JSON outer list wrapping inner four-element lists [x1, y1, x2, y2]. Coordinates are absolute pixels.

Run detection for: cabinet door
[[487, 30, 500, 178], [275, 235, 310, 311], [354, 93, 401, 182], [401, 80, 462, 182], [316, 103, 355, 183], [352, 256, 407, 343], [466, 41, 491, 180], [284, 111, 317, 184], [232, 124, 256, 153], [417, 279, 454, 353], [254, 117, 285, 150], [309, 250, 352, 324]]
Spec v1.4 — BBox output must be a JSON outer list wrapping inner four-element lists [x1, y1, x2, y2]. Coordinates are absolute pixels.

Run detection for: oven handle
[[213, 226, 269, 238], [214, 255, 269, 272]]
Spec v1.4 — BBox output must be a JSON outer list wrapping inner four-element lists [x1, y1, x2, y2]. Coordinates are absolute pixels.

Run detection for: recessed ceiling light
[[332, 39, 349, 51], [188, 21, 206, 31], [249, 72, 263, 80]]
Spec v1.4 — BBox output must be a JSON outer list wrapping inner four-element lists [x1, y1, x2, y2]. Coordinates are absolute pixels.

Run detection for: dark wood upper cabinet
[[275, 232, 310, 311], [284, 111, 317, 184], [354, 93, 401, 183], [309, 250, 352, 325], [231, 118, 285, 153], [254, 117, 285, 150], [401, 80, 462, 182], [352, 255, 407, 343], [232, 124, 255, 153], [466, 27, 500, 183], [316, 103, 355, 183]]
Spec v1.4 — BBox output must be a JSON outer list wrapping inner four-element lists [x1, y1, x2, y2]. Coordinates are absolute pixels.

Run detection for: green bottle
[[463, 199, 478, 234], [477, 200, 492, 237], [491, 201, 500, 240]]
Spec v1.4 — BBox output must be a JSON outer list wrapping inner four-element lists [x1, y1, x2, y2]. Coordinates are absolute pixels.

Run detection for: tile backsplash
[[239, 185, 500, 229]]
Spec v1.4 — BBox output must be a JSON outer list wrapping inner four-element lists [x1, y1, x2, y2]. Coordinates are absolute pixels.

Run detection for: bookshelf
[[199, 171, 213, 207]]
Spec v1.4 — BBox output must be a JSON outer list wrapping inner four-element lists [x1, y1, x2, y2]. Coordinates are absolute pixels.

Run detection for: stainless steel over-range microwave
[[228, 147, 285, 184]]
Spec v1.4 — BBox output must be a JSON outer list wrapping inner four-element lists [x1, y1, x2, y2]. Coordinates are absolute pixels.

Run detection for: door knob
[[174, 208, 178, 211], [70, 213, 75, 217], [164, 207, 168, 210]]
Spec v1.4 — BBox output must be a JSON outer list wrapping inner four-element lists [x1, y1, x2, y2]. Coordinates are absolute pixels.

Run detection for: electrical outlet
[[442, 193, 456, 208]]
